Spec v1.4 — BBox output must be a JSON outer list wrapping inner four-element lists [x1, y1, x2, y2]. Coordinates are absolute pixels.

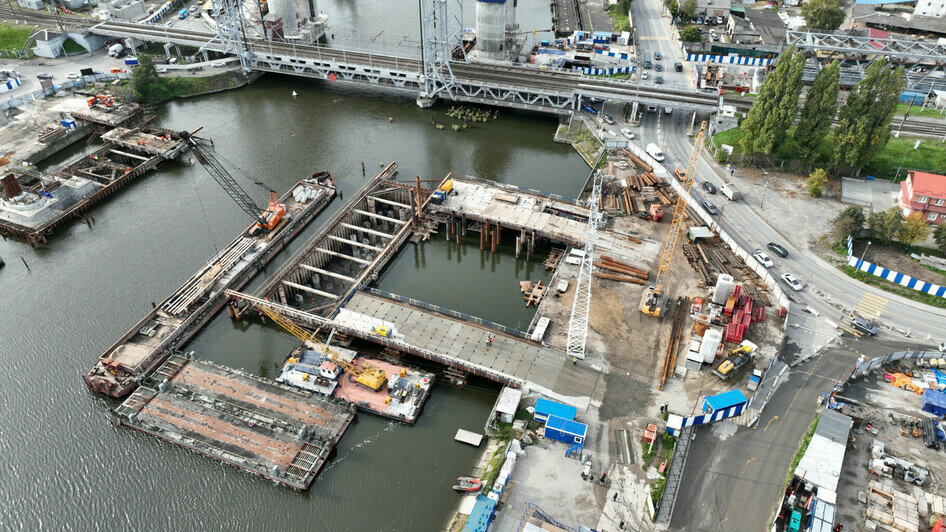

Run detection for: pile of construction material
[[600, 151, 676, 219], [593, 255, 649, 284], [713, 275, 766, 344], [866, 480, 920, 531]]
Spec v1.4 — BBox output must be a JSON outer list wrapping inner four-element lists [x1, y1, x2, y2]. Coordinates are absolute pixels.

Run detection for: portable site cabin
[[922, 389, 946, 417], [533, 398, 577, 423], [702, 389, 748, 415], [462, 494, 497, 532], [544, 415, 588, 446]]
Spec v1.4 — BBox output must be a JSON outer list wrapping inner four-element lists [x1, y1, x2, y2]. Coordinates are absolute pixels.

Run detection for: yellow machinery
[[254, 303, 388, 392], [641, 121, 707, 317]]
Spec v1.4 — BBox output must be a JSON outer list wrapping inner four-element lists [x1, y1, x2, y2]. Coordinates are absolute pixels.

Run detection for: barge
[[114, 355, 354, 490], [84, 176, 336, 397]]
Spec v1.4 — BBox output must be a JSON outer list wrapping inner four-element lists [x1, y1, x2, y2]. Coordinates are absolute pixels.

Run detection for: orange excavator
[[86, 94, 114, 107], [180, 131, 285, 232]]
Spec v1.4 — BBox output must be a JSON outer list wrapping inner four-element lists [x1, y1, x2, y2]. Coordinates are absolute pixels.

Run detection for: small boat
[[452, 476, 482, 492]]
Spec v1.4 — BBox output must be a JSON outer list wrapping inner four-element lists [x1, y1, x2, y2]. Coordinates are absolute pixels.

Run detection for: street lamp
[[760, 183, 769, 210], [858, 240, 871, 269]]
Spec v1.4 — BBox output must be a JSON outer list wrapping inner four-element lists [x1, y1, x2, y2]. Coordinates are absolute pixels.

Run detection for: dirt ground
[[852, 241, 946, 287], [0, 94, 94, 171]]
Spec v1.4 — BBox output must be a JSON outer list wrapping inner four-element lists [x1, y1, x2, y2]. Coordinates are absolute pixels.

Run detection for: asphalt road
[[2, 49, 118, 99], [629, 0, 691, 89]]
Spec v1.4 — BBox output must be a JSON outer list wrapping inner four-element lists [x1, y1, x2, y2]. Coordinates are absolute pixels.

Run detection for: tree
[[681, 0, 697, 19], [801, 0, 845, 31], [933, 223, 946, 253], [130, 54, 163, 103], [679, 26, 702, 42], [807, 168, 828, 197], [867, 207, 903, 241], [833, 58, 906, 174], [833, 205, 866, 241], [739, 45, 806, 156], [794, 60, 840, 161], [899, 212, 931, 245]]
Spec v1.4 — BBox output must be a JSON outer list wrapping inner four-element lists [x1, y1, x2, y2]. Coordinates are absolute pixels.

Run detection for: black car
[[767, 242, 789, 257], [674, 61, 683, 72], [655, 76, 664, 84], [701, 200, 718, 216], [851, 317, 878, 337], [655, 63, 664, 72], [654, 51, 662, 60], [701, 181, 717, 194]]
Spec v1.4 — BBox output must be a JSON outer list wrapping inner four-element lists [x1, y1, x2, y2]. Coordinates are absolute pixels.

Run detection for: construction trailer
[[533, 397, 577, 424], [544, 415, 588, 446]]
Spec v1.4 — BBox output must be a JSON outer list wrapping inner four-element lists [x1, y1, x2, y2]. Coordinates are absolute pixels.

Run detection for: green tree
[[740, 45, 806, 156], [833, 205, 866, 241], [833, 58, 906, 174], [933, 223, 946, 253], [130, 54, 163, 103], [681, 0, 697, 19], [794, 60, 840, 161], [801, 0, 845, 31], [679, 26, 702, 42], [867, 206, 903, 241], [807, 168, 828, 197], [898, 212, 931, 245]]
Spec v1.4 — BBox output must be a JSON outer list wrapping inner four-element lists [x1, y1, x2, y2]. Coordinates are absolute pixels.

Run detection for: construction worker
[[486, 335, 493, 346], [572, 357, 578, 365]]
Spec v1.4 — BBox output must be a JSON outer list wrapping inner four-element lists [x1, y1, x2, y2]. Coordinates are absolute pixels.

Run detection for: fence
[[654, 425, 693, 526], [361, 287, 535, 342], [1, 72, 129, 111], [846, 236, 946, 298], [837, 349, 942, 393]]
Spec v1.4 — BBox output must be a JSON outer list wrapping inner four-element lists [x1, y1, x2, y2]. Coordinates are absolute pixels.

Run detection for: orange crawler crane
[[86, 94, 114, 107]]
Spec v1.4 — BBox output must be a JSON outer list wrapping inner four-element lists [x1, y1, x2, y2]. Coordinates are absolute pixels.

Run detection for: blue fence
[[578, 65, 635, 76], [685, 53, 773, 66], [847, 236, 946, 298], [665, 401, 747, 436]]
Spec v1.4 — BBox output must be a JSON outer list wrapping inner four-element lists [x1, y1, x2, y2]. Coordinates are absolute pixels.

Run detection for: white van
[[646, 143, 665, 162]]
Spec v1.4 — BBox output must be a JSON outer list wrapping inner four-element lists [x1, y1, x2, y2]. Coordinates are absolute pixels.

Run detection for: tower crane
[[249, 299, 388, 392], [180, 131, 286, 233], [565, 169, 603, 360], [641, 121, 707, 317]]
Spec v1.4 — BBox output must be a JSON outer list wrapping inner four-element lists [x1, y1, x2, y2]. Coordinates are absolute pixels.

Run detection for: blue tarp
[[534, 398, 577, 422], [921, 389, 946, 417], [703, 389, 749, 413], [934, 369, 946, 386], [462, 494, 497, 532]]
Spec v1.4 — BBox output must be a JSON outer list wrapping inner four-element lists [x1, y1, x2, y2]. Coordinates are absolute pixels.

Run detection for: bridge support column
[[630, 101, 639, 125], [163, 43, 173, 61], [416, 95, 436, 108], [202, 50, 210, 62]]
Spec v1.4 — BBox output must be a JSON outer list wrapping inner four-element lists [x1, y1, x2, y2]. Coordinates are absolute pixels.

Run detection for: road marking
[[838, 324, 863, 338], [745, 457, 757, 467], [855, 292, 888, 318], [763, 417, 778, 432], [639, 36, 670, 40]]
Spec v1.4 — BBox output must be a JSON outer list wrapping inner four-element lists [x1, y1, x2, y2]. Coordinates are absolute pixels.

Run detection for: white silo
[[476, 0, 507, 61], [269, 0, 298, 35]]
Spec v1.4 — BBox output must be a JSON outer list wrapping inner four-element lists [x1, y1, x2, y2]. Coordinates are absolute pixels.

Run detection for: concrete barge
[[84, 177, 336, 398], [0, 127, 188, 247], [114, 355, 354, 490]]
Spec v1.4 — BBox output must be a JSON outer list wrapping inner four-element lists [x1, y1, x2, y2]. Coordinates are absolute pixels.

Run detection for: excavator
[[252, 301, 388, 392], [180, 130, 286, 233], [86, 94, 114, 108], [641, 121, 706, 317]]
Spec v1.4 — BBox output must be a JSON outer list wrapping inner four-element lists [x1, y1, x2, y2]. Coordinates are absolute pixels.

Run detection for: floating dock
[[114, 356, 354, 490], [85, 177, 336, 397], [0, 127, 187, 246]]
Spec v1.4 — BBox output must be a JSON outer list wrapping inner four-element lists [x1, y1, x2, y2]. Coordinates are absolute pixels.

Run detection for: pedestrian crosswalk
[[855, 292, 888, 319], [839, 323, 863, 338]]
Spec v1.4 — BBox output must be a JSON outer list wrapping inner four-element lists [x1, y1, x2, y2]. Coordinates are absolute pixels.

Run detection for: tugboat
[[452, 477, 482, 493]]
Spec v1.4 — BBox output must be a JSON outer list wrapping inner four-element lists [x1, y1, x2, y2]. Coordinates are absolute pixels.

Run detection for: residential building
[[914, 0, 946, 18], [696, 0, 732, 19], [744, 8, 788, 45], [898, 171, 946, 225]]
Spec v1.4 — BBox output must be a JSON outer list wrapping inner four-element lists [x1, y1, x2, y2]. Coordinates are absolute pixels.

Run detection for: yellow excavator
[[641, 122, 707, 317], [254, 303, 388, 392]]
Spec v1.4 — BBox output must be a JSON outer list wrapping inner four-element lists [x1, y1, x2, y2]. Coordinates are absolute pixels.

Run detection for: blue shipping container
[[702, 389, 748, 414], [462, 494, 497, 532], [545, 415, 588, 446], [900, 91, 925, 105], [125, 57, 139, 66], [534, 398, 577, 423]]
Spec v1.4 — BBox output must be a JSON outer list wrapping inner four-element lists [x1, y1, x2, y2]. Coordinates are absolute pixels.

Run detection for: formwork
[[100, 127, 189, 159], [114, 356, 354, 490], [85, 178, 336, 397], [70, 102, 144, 128]]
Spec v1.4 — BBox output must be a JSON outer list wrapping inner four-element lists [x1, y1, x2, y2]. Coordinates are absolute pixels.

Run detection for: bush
[[680, 26, 702, 42], [935, 224, 946, 254], [867, 207, 903, 241], [832, 205, 865, 242], [899, 212, 931, 245], [807, 168, 827, 197]]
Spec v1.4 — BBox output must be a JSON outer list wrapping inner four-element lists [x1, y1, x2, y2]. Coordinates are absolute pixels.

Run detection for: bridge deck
[[340, 292, 601, 401]]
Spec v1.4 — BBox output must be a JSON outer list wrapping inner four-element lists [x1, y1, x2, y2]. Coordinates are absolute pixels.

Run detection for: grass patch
[[62, 38, 84, 54], [609, 5, 631, 32], [840, 265, 946, 309], [651, 476, 667, 507], [0, 23, 34, 56], [131, 69, 251, 103], [481, 441, 510, 492], [783, 413, 820, 489], [896, 103, 945, 119]]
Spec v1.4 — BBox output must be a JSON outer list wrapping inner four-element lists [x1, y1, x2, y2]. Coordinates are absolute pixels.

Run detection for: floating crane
[[180, 131, 286, 233], [641, 121, 707, 317], [250, 299, 388, 392]]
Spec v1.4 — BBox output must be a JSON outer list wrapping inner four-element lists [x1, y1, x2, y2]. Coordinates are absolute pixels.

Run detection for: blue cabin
[[702, 389, 748, 414], [534, 398, 577, 423], [544, 415, 588, 446]]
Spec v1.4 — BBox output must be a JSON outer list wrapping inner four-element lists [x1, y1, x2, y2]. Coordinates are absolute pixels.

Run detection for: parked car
[[66, 72, 80, 79], [701, 180, 717, 194], [767, 242, 789, 257], [674, 61, 683, 72], [157, 67, 168, 73], [655, 76, 664, 84], [110, 68, 126, 74], [655, 63, 663, 72], [781, 273, 804, 291], [654, 51, 662, 60], [851, 317, 878, 337], [664, 106, 672, 115], [620, 128, 635, 139], [189, 5, 198, 11], [642, 71, 649, 80], [752, 251, 773, 268], [701, 200, 719, 216], [36, 72, 53, 79]]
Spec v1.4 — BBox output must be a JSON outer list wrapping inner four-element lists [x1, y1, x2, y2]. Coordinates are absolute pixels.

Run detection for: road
[[1, 49, 118, 99], [629, 0, 692, 89]]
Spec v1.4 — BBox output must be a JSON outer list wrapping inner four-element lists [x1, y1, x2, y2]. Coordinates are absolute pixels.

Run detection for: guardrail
[[1, 72, 129, 111], [362, 287, 535, 341], [655, 425, 693, 525]]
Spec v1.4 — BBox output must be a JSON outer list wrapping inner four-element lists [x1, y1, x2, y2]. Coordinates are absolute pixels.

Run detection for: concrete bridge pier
[[415, 95, 436, 108], [163, 43, 174, 60], [202, 50, 210, 62]]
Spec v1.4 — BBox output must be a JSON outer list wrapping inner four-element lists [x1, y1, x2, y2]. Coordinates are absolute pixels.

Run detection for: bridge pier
[[415, 95, 436, 109]]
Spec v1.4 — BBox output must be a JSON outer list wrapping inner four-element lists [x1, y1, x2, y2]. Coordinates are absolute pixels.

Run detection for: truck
[[720, 183, 741, 201], [645, 143, 665, 162], [124, 56, 139, 66], [179, 8, 188, 18], [107, 43, 124, 57]]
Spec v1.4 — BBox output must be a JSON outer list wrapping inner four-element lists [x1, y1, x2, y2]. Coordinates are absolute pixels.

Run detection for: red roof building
[[898, 171, 946, 225]]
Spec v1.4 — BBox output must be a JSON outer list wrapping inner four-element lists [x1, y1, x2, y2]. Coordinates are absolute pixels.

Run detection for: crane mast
[[565, 170, 603, 360]]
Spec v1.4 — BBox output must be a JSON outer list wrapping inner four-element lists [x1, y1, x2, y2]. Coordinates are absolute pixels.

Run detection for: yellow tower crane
[[641, 121, 707, 317], [254, 303, 388, 392]]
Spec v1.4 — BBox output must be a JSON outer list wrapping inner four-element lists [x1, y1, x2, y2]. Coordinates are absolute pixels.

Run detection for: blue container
[[900, 91, 925, 105], [60, 118, 77, 130], [431, 191, 445, 204], [544, 415, 588, 446]]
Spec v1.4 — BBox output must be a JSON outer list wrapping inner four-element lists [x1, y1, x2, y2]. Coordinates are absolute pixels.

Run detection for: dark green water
[[0, 74, 589, 530]]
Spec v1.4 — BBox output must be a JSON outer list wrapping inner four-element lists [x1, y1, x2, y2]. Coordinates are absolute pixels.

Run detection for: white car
[[752, 251, 773, 268], [165, 20, 174, 27], [66, 72, 81, 79], [781, 273, 804, 291], [642, 71, 649, 80], [157, 67, 168, 73], [620, 128, 635, 140]]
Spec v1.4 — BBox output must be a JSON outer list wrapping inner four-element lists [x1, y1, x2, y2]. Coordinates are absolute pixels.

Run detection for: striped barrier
[[578, 66, 635, 76], [846, 236, 946, 298], [1, 76, 21, 94], [594, 49, 630, 61], [665, 401, 748, 436], [685, 53, 773, 66]]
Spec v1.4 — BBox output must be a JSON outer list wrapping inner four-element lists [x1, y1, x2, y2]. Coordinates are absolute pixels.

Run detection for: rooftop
[[908, 171, 946, 198], [860, 12, 946, 35], [745, 8, 788, 45]]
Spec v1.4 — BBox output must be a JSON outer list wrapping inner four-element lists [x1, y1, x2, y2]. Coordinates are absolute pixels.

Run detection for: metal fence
[[362, 287, 534, 341], [1, 72, 129, 111], [655, 425, 693, 526]]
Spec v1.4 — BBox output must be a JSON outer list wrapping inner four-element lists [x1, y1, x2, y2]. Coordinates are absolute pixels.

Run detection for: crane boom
[[642, 121, 706, 317], [565, 169, 603, 360], [181, 131, 267, 226]]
